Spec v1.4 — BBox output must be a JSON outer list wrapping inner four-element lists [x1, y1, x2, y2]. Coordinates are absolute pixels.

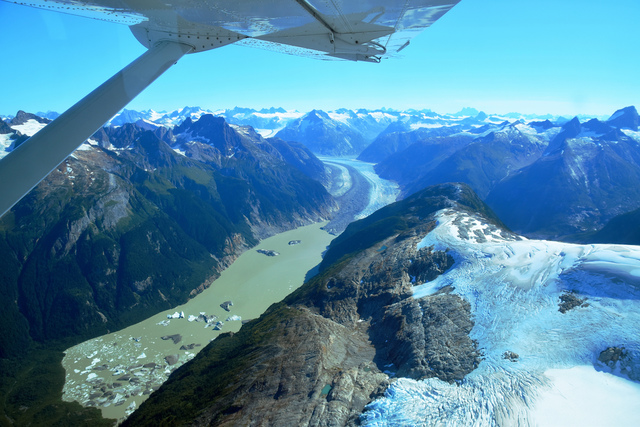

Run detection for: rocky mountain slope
[[0, 113, 335, 357], [0, 110, 49, 156], [376, 120, 556, 199], [123, 183, 498, 426], [584, 206, 640, 245], [108, 106, 213, 128], [172, 114, 331, 202], [358, 110, 499, 163], [361, 208, 640, 426], [371, 106, 640, 239], [372, 133, 475, 188], [358, 125, 463, 163]]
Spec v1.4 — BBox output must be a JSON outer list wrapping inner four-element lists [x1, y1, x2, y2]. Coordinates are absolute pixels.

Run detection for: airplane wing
[[0, 0, 461, 217], [6, 0, 460, 61]]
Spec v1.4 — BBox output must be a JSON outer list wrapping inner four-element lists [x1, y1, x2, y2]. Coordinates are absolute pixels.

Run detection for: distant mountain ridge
[[3, 106, 634, 241], [2, 106, 609, 132], [374, 120, 557, 197], [487, 107, 640, 237], [98, 106, 588, 158], [275, 109, 370, 156], [3, 105, 587, 161]]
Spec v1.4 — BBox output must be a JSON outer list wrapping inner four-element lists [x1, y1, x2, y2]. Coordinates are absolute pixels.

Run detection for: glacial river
[[61, 222, 333, 422]]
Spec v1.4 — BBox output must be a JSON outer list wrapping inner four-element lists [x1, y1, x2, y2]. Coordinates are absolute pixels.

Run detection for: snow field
[[532, 366, 640, 426], [11, 119, 46, 136]]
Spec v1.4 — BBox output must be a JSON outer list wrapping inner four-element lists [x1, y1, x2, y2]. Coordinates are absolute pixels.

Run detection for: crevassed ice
[[363, 209, 640, 426]]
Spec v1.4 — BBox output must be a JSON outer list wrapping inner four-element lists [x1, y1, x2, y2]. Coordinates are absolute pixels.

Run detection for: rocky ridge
[[370, 106, 640, 239]]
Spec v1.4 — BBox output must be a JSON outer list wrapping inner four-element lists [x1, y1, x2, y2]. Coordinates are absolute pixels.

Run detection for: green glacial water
[[61, 222, 333, 422]]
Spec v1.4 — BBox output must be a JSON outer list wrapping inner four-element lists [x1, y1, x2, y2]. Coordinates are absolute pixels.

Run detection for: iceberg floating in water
[[167, 311, 185, 319]]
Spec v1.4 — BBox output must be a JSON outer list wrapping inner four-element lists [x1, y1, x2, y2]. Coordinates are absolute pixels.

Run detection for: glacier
[[362, 209, 640, 426], [323, 157, 400, 219]]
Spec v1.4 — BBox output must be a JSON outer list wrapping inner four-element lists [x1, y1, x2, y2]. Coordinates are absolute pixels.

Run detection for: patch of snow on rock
[[0, 134, 14, 157], [622, 129, 640, 140], [513, 122, 537, 136], [11, 119, 46, 136], [255, 128, 283, 138], [327, 111, 353, 124]]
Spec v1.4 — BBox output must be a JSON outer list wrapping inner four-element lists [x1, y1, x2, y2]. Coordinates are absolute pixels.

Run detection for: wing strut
[[0, 41, 193, 217]]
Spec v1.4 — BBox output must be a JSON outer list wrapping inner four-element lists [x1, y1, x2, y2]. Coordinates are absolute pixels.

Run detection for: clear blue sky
[[1, 0, 639, 117]]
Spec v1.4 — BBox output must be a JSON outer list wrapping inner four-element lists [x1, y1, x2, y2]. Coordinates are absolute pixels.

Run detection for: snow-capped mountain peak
[[109, 106, 214, 127]]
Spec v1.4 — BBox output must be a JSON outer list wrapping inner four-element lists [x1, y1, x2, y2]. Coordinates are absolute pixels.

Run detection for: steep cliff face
[[584, 206, 640, 244], [125, 183, 489, 426]]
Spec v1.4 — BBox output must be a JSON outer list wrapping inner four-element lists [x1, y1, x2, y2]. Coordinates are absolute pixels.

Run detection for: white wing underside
[[5, 0, 460, 61]]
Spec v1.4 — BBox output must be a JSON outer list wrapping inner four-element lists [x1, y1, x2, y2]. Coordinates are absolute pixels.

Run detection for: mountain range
[[0, 113, 336, 425], [5, 105, 639, 240], [2, 105, 589, 157], [487, 110, 640, 237]]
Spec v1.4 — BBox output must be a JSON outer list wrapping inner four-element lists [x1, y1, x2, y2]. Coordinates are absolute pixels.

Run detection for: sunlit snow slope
[[362, 209, 640, 426]]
